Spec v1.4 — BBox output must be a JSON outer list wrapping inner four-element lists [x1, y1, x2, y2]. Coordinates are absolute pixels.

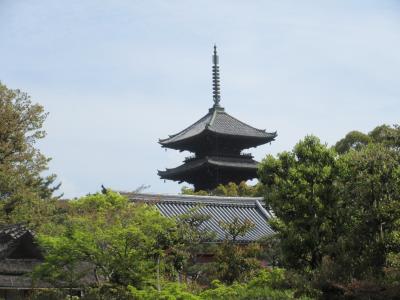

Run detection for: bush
[[128, 283, 200, 300], [200, 269, 313, 300]]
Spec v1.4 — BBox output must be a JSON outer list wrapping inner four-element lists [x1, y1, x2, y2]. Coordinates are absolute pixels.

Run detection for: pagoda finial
[[212, 45, 221, 107]]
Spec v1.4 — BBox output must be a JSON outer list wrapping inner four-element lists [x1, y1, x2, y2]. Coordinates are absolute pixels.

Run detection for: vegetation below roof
[[2, 83, 400, 299]]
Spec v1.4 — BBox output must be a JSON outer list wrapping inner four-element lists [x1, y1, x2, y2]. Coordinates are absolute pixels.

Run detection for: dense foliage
[[35, 192, 288, 299], [36, 192, 177, 292], [0, 82, 59, 226], [259, 135, 339, 272], [259, 125, 400, 298], [335, 143, 400, 278], [334, 124, 400, 154]]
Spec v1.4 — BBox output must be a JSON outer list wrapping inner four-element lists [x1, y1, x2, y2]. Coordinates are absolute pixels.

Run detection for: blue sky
[[1, 1, 400, 198]]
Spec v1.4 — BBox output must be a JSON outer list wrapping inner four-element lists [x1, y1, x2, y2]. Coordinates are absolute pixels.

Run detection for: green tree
[[36, 192, 177, 294], [169, 208, 216, 283], [258, 135, 340, 272], [212, 218, 261, 284], [258, 132, 400, 297], [334, 130, 371, 154], [200, 269, 312, 300], [336, 143, 400, 279], [369, 124, 400, 150], [0, 82, 59, 225], [334, 124, 400, 154]]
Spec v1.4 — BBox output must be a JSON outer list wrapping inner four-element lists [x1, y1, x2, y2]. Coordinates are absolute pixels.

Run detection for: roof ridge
[[123, 192, 263, 202], [208, 108, 219, 127], [154, 200, 257, 207]]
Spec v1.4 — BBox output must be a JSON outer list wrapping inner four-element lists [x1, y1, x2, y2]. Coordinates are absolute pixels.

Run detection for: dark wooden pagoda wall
[[191, 166, 257, 191]]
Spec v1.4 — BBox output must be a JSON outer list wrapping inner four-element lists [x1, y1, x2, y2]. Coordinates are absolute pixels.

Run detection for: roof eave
[[160, 129, 276, 150], [158, 157, 259, 180]]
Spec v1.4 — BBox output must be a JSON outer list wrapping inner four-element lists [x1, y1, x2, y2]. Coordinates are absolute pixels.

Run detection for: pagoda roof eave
[[160, 128, 277, 151], [158, 156, 259, 179]]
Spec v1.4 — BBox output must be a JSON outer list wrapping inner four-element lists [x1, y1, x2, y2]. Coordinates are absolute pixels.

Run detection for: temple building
[[158, 46, 277, 191]]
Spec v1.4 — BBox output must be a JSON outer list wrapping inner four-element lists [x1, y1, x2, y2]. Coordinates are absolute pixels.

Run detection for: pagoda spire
[[212, 45, 221, 107]]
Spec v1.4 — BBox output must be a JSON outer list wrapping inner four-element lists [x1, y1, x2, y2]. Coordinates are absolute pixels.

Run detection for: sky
[[1, 1, 400, 198]]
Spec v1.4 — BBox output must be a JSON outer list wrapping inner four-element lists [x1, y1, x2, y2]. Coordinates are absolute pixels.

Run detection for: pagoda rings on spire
[[212, 45, 221, 108]]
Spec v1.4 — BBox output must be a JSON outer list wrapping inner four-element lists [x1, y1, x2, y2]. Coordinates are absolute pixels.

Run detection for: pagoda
[[158, 46, 277, 191]]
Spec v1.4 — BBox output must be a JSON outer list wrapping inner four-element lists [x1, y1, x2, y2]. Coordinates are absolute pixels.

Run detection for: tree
[[334, 124, 400, 154], [368, 124, 400, 150], [169, 208, 215, 283], [258, 132, 400, 297], [336, 143, 400, 279], [36, 192, 177, 295], [258, 135, 340, 272], [212, 218, 261, 284], [0, 82, 59, 225], [199, 269, 309, 300], [334, 131, 371, 154]]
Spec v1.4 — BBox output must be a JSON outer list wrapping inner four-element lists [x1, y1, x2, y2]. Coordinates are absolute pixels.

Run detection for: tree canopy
[[258, 135, 340, 272], [0, 82, 59, 226], [336, 143, 400, 279], [334, 124, 400, 154], [258, 127, 400, 297], [36, 192, 177, 294]]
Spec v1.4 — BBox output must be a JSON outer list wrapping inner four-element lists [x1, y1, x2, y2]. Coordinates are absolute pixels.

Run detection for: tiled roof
[[158, 156, 258, 178], [123, 193, 275, 243], [0, 224, 34, 259], [159, 106, 276, 146], [0, 224, 32, 241]]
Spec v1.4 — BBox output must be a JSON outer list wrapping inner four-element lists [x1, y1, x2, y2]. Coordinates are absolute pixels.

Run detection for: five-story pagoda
[[158, 46, 277, 191]]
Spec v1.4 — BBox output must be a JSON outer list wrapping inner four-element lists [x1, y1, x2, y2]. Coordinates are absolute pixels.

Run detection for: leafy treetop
[[0, 82, 59, 227]]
